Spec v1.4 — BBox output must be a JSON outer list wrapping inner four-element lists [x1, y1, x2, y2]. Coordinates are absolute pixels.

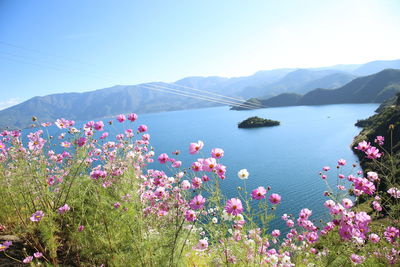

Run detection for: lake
[[130, 103, 378, 229]]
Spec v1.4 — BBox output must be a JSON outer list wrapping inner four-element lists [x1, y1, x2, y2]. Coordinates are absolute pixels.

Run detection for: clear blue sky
[[1, 0, 400, 109]]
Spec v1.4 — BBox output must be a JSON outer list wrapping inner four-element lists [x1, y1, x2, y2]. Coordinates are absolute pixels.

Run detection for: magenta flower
[[76, 137, 87, 147], [354, 140, 371, 151], [78, 225, 85, 232], [350, 254, 365, 264], [116, 114, 126, 122], [271, 229, 280, 237], [191, 177, 202, 189], [128, 113, 138, 122], [365, 146, 382, 159], [58, 204, 71, 214], [322, 166, 330, 171], [0, 241, 11, 252], [34, 252, 43, 258], [337, 159, 346, 166], [94, 121, 104, 131], [181, 180, 191, 190], [387, 187, 400, 198], [251, 186, 267, 200], [384, 226, 400, 243], [157, 153, 169, 164], [172, 160, 182, 168], [224, 198, 243, 215], [30, 211, 44, 222], [194, 239, 208, 251], [342, 198, 353, 209], [269, 194, 281, 204], [211, 148, 224, 159], [23, 256, 33, 264], [189, 195, 206, 210], [138, 125, 148, 133], [189, 140, 204, 154], [185, 210, 196, 221], [374, 135, 384, 145], [0, 142, 5, 150], [100, 132, 109, 139], [368, 233, 380, 243]]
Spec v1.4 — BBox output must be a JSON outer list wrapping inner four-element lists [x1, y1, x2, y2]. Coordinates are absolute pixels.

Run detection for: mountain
[[353, 59, 400, 76], [299, 69, 400, 105], [233, 69, 400, 109]]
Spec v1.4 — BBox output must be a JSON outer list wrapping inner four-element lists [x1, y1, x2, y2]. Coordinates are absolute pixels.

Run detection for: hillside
[[236, 69, 400, 109]]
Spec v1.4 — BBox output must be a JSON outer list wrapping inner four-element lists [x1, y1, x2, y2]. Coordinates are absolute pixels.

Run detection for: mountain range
[[234, 69, 400, 110], [1, 59, 400, 129]]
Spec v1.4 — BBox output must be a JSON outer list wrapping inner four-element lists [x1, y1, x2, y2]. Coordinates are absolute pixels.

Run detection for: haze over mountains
[[1, 59, 400, 129]]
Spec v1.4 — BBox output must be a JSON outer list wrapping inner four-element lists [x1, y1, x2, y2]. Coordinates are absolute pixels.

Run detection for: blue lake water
[[23, 103, 378, 230], [131, 104, 378, 229]]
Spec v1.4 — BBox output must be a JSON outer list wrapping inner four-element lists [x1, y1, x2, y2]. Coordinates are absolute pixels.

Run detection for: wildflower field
[[0, 115, 399, 266]]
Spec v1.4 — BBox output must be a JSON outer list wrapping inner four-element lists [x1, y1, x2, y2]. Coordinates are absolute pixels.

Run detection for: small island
[[238, 116, 280, 128]]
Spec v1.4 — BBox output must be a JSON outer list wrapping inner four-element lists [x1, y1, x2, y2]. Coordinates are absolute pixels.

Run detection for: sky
[[0, 0, 400, 109]]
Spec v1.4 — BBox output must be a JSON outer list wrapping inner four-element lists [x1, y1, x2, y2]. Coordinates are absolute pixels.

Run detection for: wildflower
[[369, 233, 380, 243], [30, 211, 44, 222], [269, 194, 281, 204], [372, 201, 382, 211], [354, 141, 371, 151], [157, 153, 169, 164], [367, 171, 379, 181], [116, 114, 126, 122], [342, 198, 353, 209], [127, 113, 138, 122], [78, 225, 85, 232], [384, 226, 400, 243], [237, 169, 249, 180], [225, 198, 243, 215], [212, 217, 218, 223], [0, 142, 5, 150], [172, 160, 182, 168], [189, 195, 206, 210], [374, 135, 384, 145], [76, 137, 87, 147], [387, 187, 400, 198], [191, 161, 202, 172], [194, 239, 208, 251], [189, 140, 204, 154], [191, 177, 202, 189], [0, 241, 11, 251], [322, 166, 330, 171], [58, 204, 71, 214], [23, 256, 33, 264], [337, 159, 346, 166], [251, 186, 267, 200], [100, 132, 109, 139], [138, 125, 148, 133], [185, 210, 196, 221], [364, 146, 382, 159], [286, 219, 294, 228], [181, 180, 191, 190], [34, 252, 43, 258], [271, 229, 280, 237], [114, 202, 121, 209], [55, 118, 74, 129], [350, 254, 365, 264], [211, 148, 224, 159]]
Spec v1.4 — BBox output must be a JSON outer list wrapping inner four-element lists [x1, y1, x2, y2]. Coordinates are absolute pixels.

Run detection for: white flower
[[269, 255, 278, 264], [281, 255, 291, 264], [212, 217, 218, 224], [238, 169, 249, 180]]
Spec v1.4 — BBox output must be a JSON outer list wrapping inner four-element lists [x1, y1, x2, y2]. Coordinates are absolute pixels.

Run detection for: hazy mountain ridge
[[233, 69, 400, 110], [0, 59, 399, 129]]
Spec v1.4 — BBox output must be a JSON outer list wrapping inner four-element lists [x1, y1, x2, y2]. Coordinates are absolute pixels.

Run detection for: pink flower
[[138, 125, 148, 133], [191, 161, 202, 172], [172, 160, 182, 168], [342, 198, 353, 209], [225, 198, 243, 215], [76, 137, 87, 147], [189, 195, 206, 210], [191, 177, 202, 189], [116, 114, 126, 122], [368, 233, 380, 243], [354, 141, 371, 151], [34, 252, 43, 258], [384, 226, 400, 243], [78, 225, 85, 232], [271, 229, 280, 237], [365, 146, 382, 159], [100, 132, 109, 139], [202, 157, 217, 172], [374, 135, 384, 145], [211, 148, 224, 159], [251, 186, 267, 200], [367, 171, 379, 181], [286, 220, 294, 228], [30, 211, 44, 222], [94, 121, 104, 131], [142, 133, 150, 141], [269, 194, 281, 204], [189, 141, 204, 154], [194, 239, 208, 251], [58, 204, 71, 214], [128, 113, 138, 122], [181, 180, 191, 190], [387, 187, 400, 198], [0, 142, 5, 150], [322, 166, 330, 171], [185, 210, 196, 221], [337, 159, 346, 166], [372, 201, 382, 211], [23, 256, 33, 264], [350, 254, 365, 264], [157, 153, 169, 164]]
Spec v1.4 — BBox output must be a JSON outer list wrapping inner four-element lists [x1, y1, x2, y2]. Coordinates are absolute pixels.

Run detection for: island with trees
[[238, 116, 280, 128]]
